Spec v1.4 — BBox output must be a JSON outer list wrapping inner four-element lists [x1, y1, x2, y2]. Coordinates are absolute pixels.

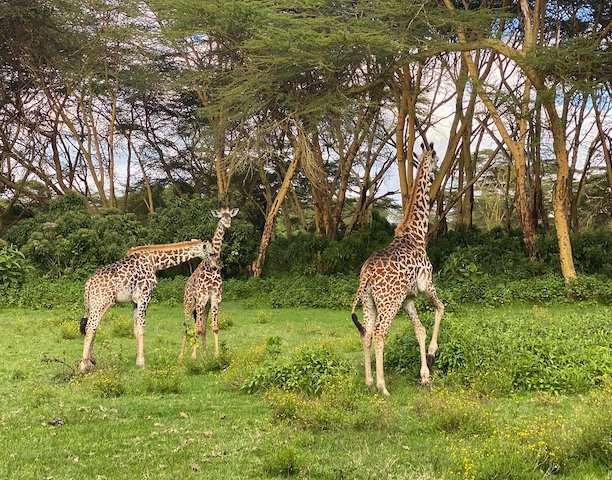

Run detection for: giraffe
[[78, 239, 216, 373], [350, 143, 444, 396], [179, 208, 239, 361]]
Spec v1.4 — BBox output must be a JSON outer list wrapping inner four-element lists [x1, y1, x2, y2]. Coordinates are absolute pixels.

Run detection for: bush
[[261, 446, 301, 477], [223, 337, 281, 390], [385, 306, 612, 394], [108, 310, 133, 338], [244, 345, 350, 396], [0, 244, 32, 287], [144, 366, 185, 394], [144, 195, 258, 277], [87, 370, 126, 398], [58, 319, 80, 340], [6, 193, 146, 278], [266, 374, 391, 431], [412, 390, 491, 435]]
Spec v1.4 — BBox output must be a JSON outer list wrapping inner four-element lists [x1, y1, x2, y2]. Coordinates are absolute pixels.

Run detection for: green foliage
[[144, 195, 257, 277], [144, 366, 185, 394], [244, 345, 350, 396], [0, 244, 31, 287], [266, 374, 391, 431], [6, 193, 145, 278], [86, 370, 126, 398], [266, 212, 394, 275], [261, 446, 301, 477], [58, 319, 80, 340], [413, 390, 491, 436], [386, 306, 612, 394], [107, 310, 133, 338]]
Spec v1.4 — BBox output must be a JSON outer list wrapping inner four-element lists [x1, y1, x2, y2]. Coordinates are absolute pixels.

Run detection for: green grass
[[0, 302, 610, 479]]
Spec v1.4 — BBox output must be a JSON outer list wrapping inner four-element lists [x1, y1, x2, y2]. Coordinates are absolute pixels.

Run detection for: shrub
[[0, 244, 32, 287], [266, 374, 391, 431], [144, 366, 185, 394], [385, 306, 612, 394], [413, 390, 491, 435], [58, 319, 80, 340], [244, 345, 350, 396], [261, 446, 301, 477], [107, 310, 133, 338], [222, 337, 281, 390], [255, 310, 272, 324], [87, 370, 126, 398], [218, 311, 233, 330]]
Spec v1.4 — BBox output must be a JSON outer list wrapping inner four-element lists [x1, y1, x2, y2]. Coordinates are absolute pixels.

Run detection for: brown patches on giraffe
[[351, 144, 445, 396], [78, 239, 216, 373], [179, 207, 239, 361]]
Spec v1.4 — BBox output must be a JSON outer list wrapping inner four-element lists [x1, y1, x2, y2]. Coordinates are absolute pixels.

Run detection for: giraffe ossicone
[[78, 239, 216, 373], [180, 207, 239, 362], [351, 143, 445, 395]]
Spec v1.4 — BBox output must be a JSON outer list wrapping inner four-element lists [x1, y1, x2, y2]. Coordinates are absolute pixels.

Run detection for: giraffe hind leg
[[361, 292, 377, 389]]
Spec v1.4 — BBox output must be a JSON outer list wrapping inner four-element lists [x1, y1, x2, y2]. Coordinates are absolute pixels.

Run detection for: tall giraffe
[[351, 143, 444, 395], [180, 208, 239, 360], [79, 239, 216, 373]]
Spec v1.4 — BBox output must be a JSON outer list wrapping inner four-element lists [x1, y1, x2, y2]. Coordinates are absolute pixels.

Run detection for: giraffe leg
[[424, 285, 444, 368], [404, 299, 430, 385], [210, 291, 221, 357], [133, 297, 151, 369], [373, 330, 389, 396], [79, 301, 111, 373], [362, 293, 377, 388], [192, 299, 208, 360]]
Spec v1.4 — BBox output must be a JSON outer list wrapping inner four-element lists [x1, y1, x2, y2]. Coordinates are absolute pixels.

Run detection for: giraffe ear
[[211, 210, 221, 218], [230, 208, 239, 217]]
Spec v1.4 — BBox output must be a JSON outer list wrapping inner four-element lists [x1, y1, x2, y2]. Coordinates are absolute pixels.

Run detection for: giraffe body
[[351, 144, 444, 395], [79, 240, 215, 373], [180, 208, 238, 360]]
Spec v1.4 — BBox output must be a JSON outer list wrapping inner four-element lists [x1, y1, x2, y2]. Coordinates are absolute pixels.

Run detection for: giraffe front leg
[[424, 286, 445, 368], [133, 299, 150, 369], [210, 292, 221, 357], [191, 302, 207, 360], [404, 300, 430, 385], [79, 304, 109, 373]]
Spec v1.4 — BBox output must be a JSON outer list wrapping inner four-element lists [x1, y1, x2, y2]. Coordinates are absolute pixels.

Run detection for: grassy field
[[1, 302, 610, 479]]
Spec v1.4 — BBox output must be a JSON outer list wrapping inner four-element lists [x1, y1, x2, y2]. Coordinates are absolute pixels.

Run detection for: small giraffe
[[79, 239, 216, 373], [180, 208, 239, 360], [351, 143, 444, 395]]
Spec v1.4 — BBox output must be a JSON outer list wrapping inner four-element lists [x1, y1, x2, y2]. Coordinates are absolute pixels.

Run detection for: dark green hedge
[[2, 273, 610, 311]]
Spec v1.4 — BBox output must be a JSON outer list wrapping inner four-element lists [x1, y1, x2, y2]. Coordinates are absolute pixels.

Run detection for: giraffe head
[[414, 142, 437, 183], [191, 239, 218, 267], [212, 207, 239, 229]]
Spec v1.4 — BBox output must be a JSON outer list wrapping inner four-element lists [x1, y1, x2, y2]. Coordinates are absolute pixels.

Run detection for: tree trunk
[[251, 150, 300, 277]]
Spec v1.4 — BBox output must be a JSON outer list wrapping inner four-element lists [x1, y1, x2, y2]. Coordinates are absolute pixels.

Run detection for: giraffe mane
[[396, 149, 432, 236], [127, 239, 202, 254]]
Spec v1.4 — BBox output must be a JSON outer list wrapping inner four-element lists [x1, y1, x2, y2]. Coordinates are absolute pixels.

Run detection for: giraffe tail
[[80, 317, 88, 335], [350, 288, 365, 337], [351, 313, 365, 337]]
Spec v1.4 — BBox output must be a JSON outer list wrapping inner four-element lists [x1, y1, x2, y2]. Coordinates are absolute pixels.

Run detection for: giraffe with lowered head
[[180, 208, 239, 360], [79, 239, 216, 373], [351, 143, 445, 395]]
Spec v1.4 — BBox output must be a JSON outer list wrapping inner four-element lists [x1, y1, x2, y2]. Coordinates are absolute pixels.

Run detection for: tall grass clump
[[385, 306, 612, 394]]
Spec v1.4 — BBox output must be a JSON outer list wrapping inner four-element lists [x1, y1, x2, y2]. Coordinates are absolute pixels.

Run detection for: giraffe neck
[[397, 159, 431, 247], [142, 246, 201, 271], [211, 222, 226, 260]]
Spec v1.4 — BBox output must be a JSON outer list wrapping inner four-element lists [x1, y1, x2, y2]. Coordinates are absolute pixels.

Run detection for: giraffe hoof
[[419, 377, 431, 387], [79, 359, 95, 374], [426, 353, 435, 369]]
